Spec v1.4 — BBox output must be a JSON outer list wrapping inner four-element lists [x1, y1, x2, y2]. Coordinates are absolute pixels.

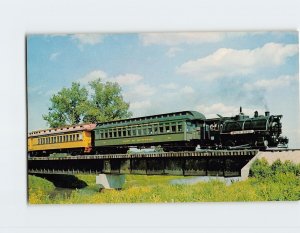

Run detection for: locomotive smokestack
[[240, 106, 242, 113], [265, 111, 270, 117], [254, 111, 258, 117]]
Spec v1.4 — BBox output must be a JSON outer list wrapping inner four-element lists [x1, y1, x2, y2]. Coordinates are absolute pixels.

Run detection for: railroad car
[[27, 123, 96, 156], [27, 108, 288, 156], [203, 107, 288, 149], [93, 111, 206, 153]]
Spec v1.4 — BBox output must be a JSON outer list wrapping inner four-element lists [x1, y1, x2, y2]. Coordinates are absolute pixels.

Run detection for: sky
[[27, 32, 299, 148]]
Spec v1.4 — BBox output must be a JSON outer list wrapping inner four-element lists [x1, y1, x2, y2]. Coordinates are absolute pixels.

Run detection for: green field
[[28, 159, 300, 204]]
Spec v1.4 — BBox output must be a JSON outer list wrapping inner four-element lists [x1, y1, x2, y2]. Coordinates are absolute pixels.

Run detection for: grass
[[28, 159, 300, 204]]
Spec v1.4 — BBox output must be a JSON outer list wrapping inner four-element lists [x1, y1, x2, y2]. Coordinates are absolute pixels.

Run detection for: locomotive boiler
[[204, 107, 288, 149]]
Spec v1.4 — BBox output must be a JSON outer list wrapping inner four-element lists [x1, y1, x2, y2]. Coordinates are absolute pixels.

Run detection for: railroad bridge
[[28, 150, 259, 189]]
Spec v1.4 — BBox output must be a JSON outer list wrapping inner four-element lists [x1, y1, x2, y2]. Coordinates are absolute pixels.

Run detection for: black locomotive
[[203, 107, 288, 149]]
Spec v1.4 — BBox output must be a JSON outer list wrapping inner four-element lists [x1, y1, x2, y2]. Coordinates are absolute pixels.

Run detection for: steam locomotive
[[203, 107, 288, 149], [27, 107, 288, 156]]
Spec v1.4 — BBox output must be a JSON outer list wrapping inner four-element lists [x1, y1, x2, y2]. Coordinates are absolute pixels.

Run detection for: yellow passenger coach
[[28, 123, 96, 156]]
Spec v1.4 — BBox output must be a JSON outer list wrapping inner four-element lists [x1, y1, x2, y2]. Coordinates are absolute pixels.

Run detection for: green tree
[[82, 79, 132, 123], [43, 82, 88, 128], [43, 79, 132, 128]]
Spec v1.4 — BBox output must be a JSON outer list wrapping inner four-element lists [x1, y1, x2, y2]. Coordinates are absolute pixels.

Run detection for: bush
[[249, 158, 272, 178], [250, 158, 300, 179]]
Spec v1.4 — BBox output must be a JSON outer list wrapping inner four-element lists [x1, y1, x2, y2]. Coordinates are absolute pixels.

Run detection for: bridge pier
[[96, 174, 126, 190]]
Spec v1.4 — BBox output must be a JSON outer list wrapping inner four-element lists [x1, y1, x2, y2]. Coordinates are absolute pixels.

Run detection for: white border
[[0, 0, 299, 232]]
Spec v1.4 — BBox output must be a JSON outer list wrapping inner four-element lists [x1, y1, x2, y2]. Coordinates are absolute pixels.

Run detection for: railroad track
[[28, 149, 259, 160], [264, 148, 300, 152]]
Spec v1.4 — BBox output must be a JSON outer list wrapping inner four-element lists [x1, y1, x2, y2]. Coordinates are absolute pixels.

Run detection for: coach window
[[159, 125, 164, 134], [127, 128, 131, 137], [109, 130, 112, 138], [178, 123, 183, 132], [154, 125, 158, 134], [132, 127, 137, 136], [53, 137, 56, 143], [137, 126, 142, 136], [142, 126, 147, 135], [186, 122, 191, 132], [148, 126, 153, 135], [165, 124, 170, 133], [113, 129, 117, 138], [105, 130, 108, 138], [171, 123, 176, 132]]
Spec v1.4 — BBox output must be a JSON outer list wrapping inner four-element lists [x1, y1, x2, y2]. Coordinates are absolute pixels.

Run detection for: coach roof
[[96, 111, 206, 128]]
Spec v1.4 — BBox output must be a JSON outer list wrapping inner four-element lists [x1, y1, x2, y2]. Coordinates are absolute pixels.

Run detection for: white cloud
[[180, 85, 194, 94], [49, 52, 60, 61], [177, 43, 298, 80], [79, 71, 143, 86], [140, 32, 227, 46], [78, 70, 108, 85], [139, 32, 268, 46], [196, 103, 265, 118], [160, 83, 178, 90], [113, 74, 143, 86], [130, 100, 152, 110], [124, 83, 156, 100], [166, 47, 183, 57], [244, 74, 298, 91], [72, 34, 104, 45]]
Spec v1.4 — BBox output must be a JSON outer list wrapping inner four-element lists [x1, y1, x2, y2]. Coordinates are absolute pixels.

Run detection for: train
[[27, 107, 289, 157]]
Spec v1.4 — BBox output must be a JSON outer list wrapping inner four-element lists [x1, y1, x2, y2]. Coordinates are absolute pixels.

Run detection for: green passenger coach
[[93, 111, 206, 153]]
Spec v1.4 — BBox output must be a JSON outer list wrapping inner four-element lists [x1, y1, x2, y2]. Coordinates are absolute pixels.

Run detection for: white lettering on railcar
[[230, 130, 254, 135]]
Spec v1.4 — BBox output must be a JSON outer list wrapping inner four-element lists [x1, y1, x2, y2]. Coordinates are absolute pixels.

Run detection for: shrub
[[249, 158, 272, 178]]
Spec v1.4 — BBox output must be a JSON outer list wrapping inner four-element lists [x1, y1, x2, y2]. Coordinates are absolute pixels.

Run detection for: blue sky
[[27, 32, 299, 148]]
